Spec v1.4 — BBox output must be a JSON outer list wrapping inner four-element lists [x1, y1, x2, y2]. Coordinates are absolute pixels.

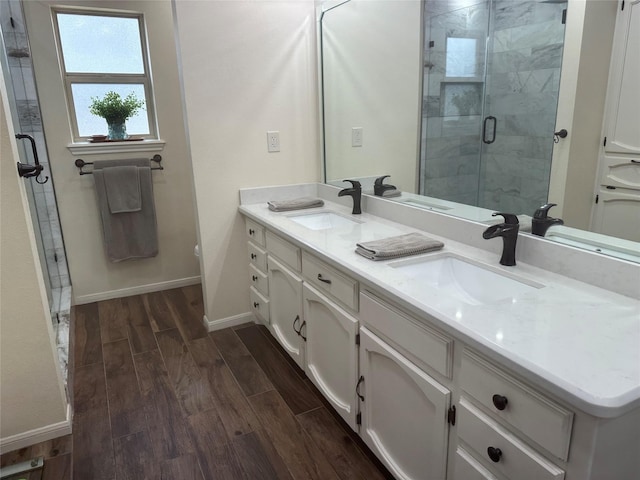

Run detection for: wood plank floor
[[1, 286, 393, 480]]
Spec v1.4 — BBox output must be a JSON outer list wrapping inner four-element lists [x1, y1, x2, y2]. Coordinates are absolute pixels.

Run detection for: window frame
[[52, 8, 158, 142]]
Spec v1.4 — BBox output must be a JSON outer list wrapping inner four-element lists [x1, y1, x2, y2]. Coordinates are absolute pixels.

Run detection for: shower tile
[[501, 112, 557, 137], [534, 2, 566, 24], [16, 100, 42, 131], [493, 1, 535, 31], [491, 48, 530, 74], [529, 43, 564, 71], [489, 92, 559, 115], [425, 117, 443, 139], [442, 114, 482, 137], [426, 95, 441, 117], [425, 136, 461, 158], [509, 20, 564, 52]]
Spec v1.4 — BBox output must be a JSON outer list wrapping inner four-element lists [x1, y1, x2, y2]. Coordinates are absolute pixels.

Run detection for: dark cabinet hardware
[[487, 446, 502, 463], [253, 302, 259, 308], [482, 116, 497, 144], [356, 375, 365, 401], [299, 320, 307, 341], [75, 155, 162, 175], [249, 229, 255, 235], [252, 275, 258, 282], [251, 253, 257, 259], [553, 129, 568, 143], [631, 160, 640, 164], [492, 394, 508, 410], [317, 274, 332, 284], [15, 133, 48, 184], [448, 405, 456, 425], [293, 315, 301, 334]]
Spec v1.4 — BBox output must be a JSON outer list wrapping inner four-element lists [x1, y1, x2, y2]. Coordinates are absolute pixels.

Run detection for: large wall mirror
[[320, 0, 640, 263]]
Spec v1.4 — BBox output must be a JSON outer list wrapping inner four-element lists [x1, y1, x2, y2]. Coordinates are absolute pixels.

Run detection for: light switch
[[352, 127, 363, 147]]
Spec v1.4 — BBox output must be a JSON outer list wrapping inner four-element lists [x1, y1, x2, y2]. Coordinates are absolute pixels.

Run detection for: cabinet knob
[[249, 229, 255, 235], [487, 446, 502, 463], [253, 302, 259, 308], [252, 275, 258, 281], [251, 253, 257, 259], [492, 394, 508, 411]]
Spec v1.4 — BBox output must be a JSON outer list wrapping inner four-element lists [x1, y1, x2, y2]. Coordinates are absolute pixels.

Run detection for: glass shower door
[[421, 0, 567, 214]]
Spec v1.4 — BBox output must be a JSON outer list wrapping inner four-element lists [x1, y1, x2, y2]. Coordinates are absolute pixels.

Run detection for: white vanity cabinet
[[303, 282, 359, 429], [359, 292, 453, 480], [358, 327, 451, 480], [246, 219, 269, 324], [267, 255, 304, 369]]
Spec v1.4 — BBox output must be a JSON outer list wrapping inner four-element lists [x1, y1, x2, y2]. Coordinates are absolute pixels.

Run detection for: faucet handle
[[492, 212, 519, 225], [374, 175, 390, 186], [534, 203, 558, 219], [342, 179, 362, 189]]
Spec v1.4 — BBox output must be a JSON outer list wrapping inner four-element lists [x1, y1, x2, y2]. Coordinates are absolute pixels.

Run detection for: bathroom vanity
[[239, 184, 640, 480]]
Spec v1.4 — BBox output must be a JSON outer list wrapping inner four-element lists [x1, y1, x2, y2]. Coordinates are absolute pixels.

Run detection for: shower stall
[[420, 0, 567, 214], [1, 1, 71, 387]]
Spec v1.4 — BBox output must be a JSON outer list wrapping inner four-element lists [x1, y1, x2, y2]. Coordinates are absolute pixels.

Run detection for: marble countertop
[[239, 200, 640, 419]]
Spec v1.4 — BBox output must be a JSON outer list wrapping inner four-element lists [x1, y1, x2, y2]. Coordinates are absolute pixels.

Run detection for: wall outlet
[[267, 131, 280, 152], [352, 127, 363, 147]]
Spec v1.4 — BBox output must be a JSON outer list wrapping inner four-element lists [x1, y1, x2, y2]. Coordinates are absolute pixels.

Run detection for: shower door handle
[[482, 116, 497, 144], [15, 133, 48, 184]]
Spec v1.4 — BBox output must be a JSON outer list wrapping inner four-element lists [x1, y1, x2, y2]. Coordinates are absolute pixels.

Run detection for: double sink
[[285, 210, 544, 306]]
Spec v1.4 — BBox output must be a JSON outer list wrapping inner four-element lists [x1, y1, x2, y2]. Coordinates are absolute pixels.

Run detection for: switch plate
[[267, 131, 280, 152], [352, 127, 363, 147]]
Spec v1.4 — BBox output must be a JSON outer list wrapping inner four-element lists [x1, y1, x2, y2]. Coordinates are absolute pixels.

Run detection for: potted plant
[[89, 91, 145, 140]]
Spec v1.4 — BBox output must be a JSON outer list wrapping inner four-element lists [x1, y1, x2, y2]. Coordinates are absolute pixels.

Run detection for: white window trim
[[52, 7, 161, 147]]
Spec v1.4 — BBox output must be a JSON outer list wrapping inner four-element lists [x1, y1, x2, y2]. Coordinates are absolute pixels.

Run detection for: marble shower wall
[[421, 0, 565, 213], [1, 0, 71, 385], [478, 0, 565, 213]]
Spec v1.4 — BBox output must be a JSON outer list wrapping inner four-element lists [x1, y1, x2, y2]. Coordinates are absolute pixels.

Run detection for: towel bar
[[75, 155, 163, 175]]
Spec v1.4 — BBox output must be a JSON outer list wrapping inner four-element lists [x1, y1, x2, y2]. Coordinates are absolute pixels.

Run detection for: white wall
[[173, 0, 319, 325], [1, 87, 69, 449], [323, 0, 422, 192], [22, 0, 200, 304]]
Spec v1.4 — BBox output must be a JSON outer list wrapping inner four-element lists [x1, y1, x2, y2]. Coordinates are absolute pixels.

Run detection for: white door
[[303, 283, 359, 429], [359, 327, 450, 480], [267, 256, 304, 368]]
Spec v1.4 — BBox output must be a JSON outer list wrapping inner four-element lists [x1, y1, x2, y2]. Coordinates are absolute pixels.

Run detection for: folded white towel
[[268, 197, 324, 212], [356, 232, 444, 260]]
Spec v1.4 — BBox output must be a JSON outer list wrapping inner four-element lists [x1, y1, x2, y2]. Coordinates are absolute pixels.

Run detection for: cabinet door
[[603, 1, 640, 155], [359, 327, 450, 480], [591, 188, 640, 242], [303, 283, 358, 429], [267, 256, 304, 369]]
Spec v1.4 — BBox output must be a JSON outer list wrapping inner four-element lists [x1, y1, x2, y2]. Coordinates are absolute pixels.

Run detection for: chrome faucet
[[482, 212, 519, 266], [338, 179, 362, 215], [531, 203, 563, 237], [374, 175, 396, 196]]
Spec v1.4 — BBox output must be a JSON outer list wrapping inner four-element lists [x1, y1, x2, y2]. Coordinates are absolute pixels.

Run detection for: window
[[53, 10, 156, 141], [445, 36, 479, 78]]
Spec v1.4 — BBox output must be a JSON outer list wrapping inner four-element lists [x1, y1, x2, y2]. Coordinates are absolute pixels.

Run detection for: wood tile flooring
[[1, 286, 393, 480]]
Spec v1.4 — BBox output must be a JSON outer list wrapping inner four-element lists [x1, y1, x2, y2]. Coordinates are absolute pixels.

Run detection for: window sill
[[67, 139, 165, 156]]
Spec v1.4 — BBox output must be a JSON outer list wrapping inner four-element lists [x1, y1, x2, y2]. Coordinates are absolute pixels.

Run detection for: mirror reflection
[[321, 0, 640, 262]]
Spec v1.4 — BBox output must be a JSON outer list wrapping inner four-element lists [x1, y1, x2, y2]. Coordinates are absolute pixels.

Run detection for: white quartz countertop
[[239, 201, 640, 418]]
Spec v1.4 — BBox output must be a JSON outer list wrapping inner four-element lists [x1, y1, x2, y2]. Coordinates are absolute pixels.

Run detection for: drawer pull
[[317, 274, 332, 284], [299, 320, 307, 342], [251, 253, 257, 259], [492, 394, 508, 411], [253, 302, 259, 308], [293, 315, 301, 334], [252, 275, 258, 282], [487, 447, 502, 463], [249, 228, 255, 235]]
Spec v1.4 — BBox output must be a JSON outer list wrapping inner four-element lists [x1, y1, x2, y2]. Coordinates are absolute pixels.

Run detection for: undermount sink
[[389, 253, 544, 305], [287, 211, 362, 231]]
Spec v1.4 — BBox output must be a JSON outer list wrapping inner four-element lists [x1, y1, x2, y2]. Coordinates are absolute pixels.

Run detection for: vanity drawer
[[461, 350, 573, 461], [245, 218, 265, 246], [451, 448, 499, 480], [360, 292, 452, 378], [249, 264, 268, 297], [302, 252, 358, 311], [458, 399, 565, 480], [250, 286, 270, 324], [266, 231, 301, 272], [248, 241, 267, 272]]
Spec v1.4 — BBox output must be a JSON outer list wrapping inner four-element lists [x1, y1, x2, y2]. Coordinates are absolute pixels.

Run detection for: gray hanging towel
[[103, 165, 141, 213], [93, 159, 158, 262]]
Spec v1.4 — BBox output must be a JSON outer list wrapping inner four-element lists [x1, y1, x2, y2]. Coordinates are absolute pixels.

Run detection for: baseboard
[[203, 312, 256, 332], [0, 403, 72, 454], [74, 276, 202, 305]]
